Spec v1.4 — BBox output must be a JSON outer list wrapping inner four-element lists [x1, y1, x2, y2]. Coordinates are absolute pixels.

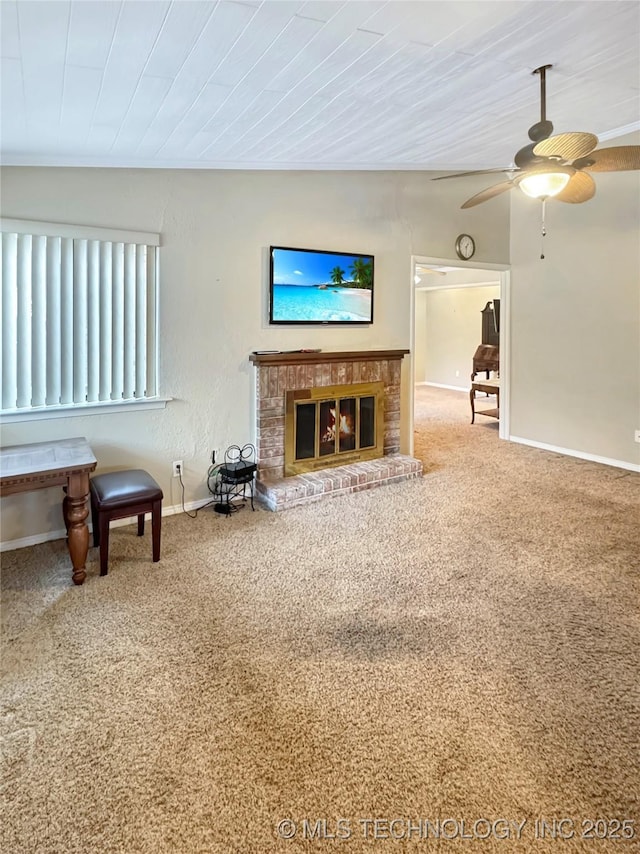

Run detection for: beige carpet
[[2, 386, 639, 853]]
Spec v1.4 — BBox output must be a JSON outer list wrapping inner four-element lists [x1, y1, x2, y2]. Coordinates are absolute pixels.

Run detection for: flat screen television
[[269, 245, 374, 325]]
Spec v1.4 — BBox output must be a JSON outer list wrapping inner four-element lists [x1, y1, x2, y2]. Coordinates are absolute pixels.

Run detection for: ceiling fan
[[434, 64, 640, 209]]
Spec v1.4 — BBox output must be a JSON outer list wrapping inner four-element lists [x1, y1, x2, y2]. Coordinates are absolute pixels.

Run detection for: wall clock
[[455, 234, 476, 260]]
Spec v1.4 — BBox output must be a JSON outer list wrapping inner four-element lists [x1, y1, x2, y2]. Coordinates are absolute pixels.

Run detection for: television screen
[[269, 246, 374, 324]]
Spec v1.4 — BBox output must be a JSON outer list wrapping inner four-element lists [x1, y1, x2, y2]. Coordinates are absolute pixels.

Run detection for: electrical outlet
[[635, 430, 640, 444], [172, 460, 183, 477], [455, 370, 460, 377]]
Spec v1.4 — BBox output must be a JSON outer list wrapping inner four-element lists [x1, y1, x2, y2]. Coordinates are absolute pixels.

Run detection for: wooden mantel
[[249, 349, 409, 367]]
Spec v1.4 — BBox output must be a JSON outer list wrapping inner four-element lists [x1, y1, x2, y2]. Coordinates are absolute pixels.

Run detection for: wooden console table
[[470, 379, 500, 424], [0, 437, 97, 585]]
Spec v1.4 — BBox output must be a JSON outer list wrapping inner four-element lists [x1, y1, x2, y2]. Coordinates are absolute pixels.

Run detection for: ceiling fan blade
[[533, 132, 598, 161], [461, 181, 515, 209], [433, 167, 519, 181], [551, 171, 596, 204], [576, 145, 640, 172]]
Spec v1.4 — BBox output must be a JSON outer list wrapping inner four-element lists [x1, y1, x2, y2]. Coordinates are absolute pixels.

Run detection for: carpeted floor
[[2, 386, 639, 853]]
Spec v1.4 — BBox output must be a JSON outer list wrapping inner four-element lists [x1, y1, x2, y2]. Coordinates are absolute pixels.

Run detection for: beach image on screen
[[271, 247, 373, 323]]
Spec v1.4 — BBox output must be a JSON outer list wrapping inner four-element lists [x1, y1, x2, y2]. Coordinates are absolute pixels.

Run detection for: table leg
[[66, 472, 90, 585]]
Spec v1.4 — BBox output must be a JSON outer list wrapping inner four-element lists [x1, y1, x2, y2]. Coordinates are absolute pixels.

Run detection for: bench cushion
[[91, 469, 163, 510]]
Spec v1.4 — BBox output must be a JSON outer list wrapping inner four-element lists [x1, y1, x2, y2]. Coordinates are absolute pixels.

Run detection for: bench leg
[[91, 495, 100, 546], [151, 499, 161, 562], [99, 514, 111, 576], [63, 492, 70, 537], [137, 514, 145, 536]]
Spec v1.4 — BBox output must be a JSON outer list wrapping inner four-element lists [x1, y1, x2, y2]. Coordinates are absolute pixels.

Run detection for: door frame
[[408, 255, 511, 455]]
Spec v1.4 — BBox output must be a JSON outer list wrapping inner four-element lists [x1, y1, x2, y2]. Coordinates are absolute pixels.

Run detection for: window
[[0, 218, 160, 417]]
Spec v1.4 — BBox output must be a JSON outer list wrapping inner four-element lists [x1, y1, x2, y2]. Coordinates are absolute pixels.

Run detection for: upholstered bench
[[90, 469, 163, 576]]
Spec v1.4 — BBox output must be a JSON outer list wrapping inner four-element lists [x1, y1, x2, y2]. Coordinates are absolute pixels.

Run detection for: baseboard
[[0, 498, 214, 553], [509, 435, 640, 473], [420, 381, 469, 392]]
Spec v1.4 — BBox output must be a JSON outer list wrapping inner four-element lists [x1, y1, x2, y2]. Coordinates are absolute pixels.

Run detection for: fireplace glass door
[[295, 403, 316, 460], [286, 382, 384, 476]]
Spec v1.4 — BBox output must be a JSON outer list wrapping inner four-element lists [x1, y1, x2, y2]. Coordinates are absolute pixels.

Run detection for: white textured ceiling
[[1, 0, 639, 170]]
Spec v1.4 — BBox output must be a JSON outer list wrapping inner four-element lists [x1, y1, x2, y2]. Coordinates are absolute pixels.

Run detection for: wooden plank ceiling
[[1, 0, 639, 170]]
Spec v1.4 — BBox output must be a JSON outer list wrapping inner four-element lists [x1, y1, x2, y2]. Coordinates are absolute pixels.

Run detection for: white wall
[[0, 167, 510, 545], [509, 132, 640, 467], [417, 285, 500, 388]]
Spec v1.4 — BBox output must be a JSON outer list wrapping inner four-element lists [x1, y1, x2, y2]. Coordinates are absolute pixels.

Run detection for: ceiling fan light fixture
[[517, 166, 574, 199]]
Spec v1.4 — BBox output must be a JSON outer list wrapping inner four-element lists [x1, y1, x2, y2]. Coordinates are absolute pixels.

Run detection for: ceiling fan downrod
[[528, 64, 554, 143], [533, 64, 553, 123]]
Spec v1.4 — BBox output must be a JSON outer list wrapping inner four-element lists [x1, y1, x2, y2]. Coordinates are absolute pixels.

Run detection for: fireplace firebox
[[285, 382, 384, 476]]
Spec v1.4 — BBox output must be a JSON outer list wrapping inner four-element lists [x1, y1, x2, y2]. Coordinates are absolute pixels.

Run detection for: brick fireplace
[[249, 350, 422, 510]]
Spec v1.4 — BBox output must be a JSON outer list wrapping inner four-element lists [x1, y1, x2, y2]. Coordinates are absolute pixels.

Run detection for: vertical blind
[[0, 219, 160, 413]]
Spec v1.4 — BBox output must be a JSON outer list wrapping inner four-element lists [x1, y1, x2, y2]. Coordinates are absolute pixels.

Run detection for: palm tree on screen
[[349, 258, 373, 289], [330, 266, 346, 286]]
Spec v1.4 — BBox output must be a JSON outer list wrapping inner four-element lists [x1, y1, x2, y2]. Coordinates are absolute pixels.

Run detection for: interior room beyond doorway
[[410, 258, 510, 452]]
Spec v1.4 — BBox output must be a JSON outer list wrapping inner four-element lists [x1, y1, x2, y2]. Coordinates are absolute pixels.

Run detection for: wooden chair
[[90, 469, 163, 576]]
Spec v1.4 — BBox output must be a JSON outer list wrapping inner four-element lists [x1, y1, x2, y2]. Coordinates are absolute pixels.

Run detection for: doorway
[[407, 255, 511, 457]]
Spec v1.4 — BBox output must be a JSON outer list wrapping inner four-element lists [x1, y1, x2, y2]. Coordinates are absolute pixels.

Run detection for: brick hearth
[[249, 350, 423, 510], [256, 454, 422, 511]]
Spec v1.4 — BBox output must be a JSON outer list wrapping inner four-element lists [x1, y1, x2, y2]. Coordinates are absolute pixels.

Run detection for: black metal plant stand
[[209, 444, 256, 515]]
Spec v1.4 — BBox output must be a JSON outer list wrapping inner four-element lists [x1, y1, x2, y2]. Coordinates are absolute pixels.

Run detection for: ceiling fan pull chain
[[540, 198, 547, 260]]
